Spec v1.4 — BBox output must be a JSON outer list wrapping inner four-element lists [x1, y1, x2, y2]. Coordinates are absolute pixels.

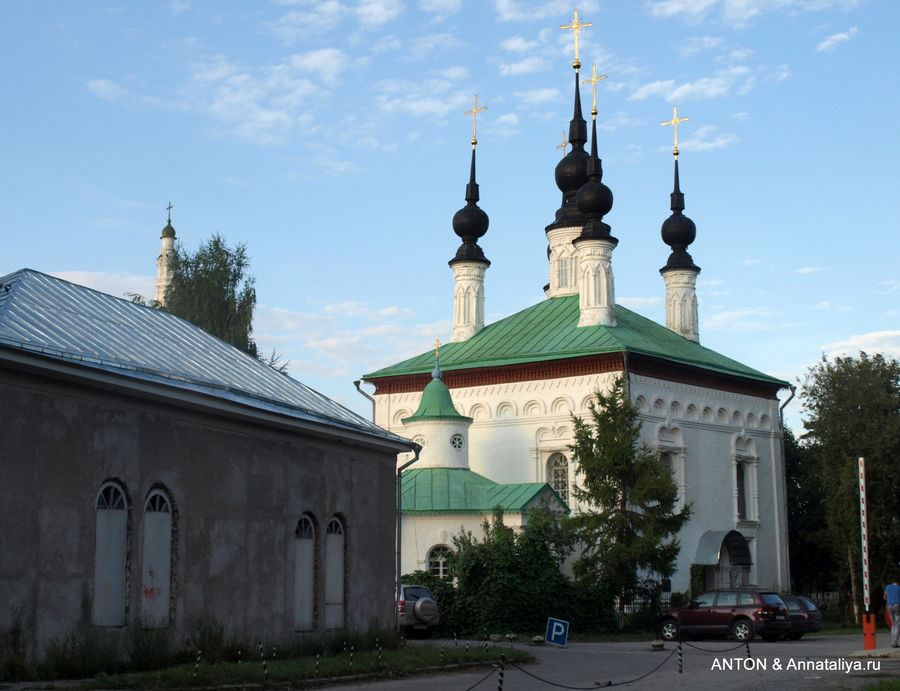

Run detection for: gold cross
[[556, 131, 568, 157], [434, 339, 441, 359], [464, 94, 487, 147], [661, 105, 689, 156], [582, 63, 607, 116], [561, 8, 592, 68]]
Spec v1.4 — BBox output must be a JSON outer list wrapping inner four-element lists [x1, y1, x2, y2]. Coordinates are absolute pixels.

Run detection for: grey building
[[0, 269, 413, 656]]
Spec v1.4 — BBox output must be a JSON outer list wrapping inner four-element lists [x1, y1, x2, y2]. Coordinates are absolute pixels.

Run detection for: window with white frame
[[427, 545, 452, 579]]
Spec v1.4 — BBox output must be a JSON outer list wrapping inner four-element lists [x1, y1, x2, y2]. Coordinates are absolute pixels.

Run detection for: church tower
[[401, 349, 473, 469], [544, 10, 591, 299], [449, 96, 490, 343], [154, 204, 176, 306], [659, 107, 701, 342], [574, 64, 617, 328]]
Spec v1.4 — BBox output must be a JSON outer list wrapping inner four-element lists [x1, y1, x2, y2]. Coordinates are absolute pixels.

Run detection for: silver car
[[397, 584, 439, 635]]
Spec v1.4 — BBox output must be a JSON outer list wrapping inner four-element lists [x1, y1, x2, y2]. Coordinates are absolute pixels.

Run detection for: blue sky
[[2, 0, 897, 432]]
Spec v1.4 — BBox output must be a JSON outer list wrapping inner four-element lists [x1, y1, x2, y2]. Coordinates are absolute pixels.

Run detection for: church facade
[[364, 25, 791, 595]]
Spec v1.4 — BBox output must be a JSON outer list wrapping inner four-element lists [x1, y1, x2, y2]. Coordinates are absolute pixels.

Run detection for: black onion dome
[[660, 158, 700, 273], [547, 69, 589, 232], [575, 117, 615, 244], [161, 220, 175, 239], [450, 147, 490, 267]]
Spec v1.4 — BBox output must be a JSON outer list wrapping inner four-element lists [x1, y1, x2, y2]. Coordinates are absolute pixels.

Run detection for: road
[[324, 633, 900, 691]]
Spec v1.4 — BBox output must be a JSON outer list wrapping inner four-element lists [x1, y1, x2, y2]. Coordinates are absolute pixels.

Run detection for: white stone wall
[[379, 369, 789, 593]]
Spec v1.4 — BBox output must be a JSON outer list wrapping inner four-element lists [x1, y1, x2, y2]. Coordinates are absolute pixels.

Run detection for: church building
[[364, 12, 791, 594]]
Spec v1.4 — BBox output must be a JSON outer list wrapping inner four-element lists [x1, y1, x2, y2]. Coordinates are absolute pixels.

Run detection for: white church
[[362, 17, 792, 595]]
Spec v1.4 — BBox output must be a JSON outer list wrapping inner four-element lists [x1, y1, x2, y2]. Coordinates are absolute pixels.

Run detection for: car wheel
[[659, 618, 679, 641], [761, 632, 781, 642], [792, 633, 803, 640], [731, 619, 753, 642]]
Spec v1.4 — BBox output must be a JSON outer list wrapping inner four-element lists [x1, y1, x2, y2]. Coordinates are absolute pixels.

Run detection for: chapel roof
[[364, 294, 786, 388], [0, 268, 411, 448], [401, 466, 568, 515]]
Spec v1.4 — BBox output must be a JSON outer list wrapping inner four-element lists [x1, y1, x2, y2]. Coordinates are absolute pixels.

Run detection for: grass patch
[[85, 645, 531, 689]]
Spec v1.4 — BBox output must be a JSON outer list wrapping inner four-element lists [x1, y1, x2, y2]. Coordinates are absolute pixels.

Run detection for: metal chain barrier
[[682, 639, 749, 653], [506, 647, 677, 690], [463, 663, 498, 691]]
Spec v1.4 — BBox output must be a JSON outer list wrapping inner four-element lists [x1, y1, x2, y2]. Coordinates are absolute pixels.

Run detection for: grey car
[[397, 584, 439, 635]]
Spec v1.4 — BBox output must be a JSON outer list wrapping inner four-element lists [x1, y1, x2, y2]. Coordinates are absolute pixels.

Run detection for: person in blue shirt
[[885, 576, 900, 648]]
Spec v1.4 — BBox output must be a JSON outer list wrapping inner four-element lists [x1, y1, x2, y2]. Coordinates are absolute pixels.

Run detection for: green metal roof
[[402, 372, 472, 423], [366, 295, 786, 386], [400, 467, 567, 515]]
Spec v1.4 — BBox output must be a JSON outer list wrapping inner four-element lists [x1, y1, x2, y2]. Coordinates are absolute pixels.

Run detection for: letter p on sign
[[545, 617, 570, 647]]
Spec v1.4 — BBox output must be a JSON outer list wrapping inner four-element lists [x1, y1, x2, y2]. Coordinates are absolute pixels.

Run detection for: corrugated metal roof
[[400, 467, 566, 514], [365, 294, 786, 386], [0, 269, 412, 446]]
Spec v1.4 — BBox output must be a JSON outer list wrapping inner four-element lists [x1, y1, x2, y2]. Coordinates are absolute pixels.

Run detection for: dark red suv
[[657, 589, 790, 642]]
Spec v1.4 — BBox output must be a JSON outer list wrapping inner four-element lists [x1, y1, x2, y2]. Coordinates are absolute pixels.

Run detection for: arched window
[[141, 488, 172, 628], [428, 545, 452, 579], [294, 514, 316, 631], [94, 481, 129, 626], [547, 453, 569, 503], [325, 517, 345, 629]]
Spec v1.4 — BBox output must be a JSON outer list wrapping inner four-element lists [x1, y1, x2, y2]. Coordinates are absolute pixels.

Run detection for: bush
[[127, 625, 173, 671], [187, 614, 227, 663], [44, 626, 122, 678]]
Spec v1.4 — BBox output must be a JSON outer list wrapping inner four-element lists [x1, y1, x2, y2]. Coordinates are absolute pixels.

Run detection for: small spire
[[451, 98, 490, 266], [166, 201, 173, 224], [432, 339, 442, 380], [660, 108, 699, 274]]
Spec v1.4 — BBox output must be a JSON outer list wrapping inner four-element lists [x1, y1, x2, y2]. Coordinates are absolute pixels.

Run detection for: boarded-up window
[[93, 482, 128, 626], [141, 490, 172, 628], [736, 464, 747, 520], [325, 517, 345, 629], [293, 515, 316, 631]]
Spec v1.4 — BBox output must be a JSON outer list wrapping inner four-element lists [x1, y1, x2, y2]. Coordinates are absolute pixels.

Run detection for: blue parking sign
[[545, 617, 569, 647]]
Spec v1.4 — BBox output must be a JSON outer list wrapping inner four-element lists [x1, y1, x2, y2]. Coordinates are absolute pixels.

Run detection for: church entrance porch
[[695, 530, 753, 590]]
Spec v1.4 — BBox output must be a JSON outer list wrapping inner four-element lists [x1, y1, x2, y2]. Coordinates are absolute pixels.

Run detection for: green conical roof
[[402, 365, 472, 423]]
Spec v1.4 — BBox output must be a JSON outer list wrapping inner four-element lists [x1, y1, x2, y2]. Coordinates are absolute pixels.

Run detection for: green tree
[[784, 428, 836, 592], [164, 233, 258, 357], [569, 377, 691, 608], [800, 352, 900, 619]]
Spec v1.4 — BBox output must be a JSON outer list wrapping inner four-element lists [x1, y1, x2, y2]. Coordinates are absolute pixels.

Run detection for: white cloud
[[271, 1, 349, 42], [619, 296, 662, 309], [816, 26, 859, 51], [678, 124, 739, 151], [487, 112, 519, 137], [409, 31, 463, 59], [514, 88, 560, 105], [679, 35, 723, 57], [812, 301, 853, 311], [435, 65, 469, 81], [743, 258, 760, 265], [87, 78, 129, 102], [500, 56, 548, 76], [629, 79, 676, 101], [419, 0, 462, 16], [374, 77, 468, 118], [501, 35, 540, 52], [358, 0, 404, 27], [647, 0, 860, 27], [51, 271, 155, 301], [705, 306, 778, 332], [796, 266, 826, 274], [289, 48, 347, 82], [822, 331, 900, 360], [631, 66, 756, 102], [494, 0, 598, 22]]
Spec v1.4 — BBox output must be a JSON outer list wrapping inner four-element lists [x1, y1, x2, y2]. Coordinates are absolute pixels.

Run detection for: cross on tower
[[661, 105, 689, 157], [556, 131, 569, 157], [166, 201, 173, 223], [434, 339, 441, 359], [464, 95, 487, 147], [560, 8, 592, 69], [582, 63, 607, 116]]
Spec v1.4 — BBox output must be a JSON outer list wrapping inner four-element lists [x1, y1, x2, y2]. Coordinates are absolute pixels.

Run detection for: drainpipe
[[353, 380, 376, 422], [777, 385, 796, 591], [396, 445, 422, 620]]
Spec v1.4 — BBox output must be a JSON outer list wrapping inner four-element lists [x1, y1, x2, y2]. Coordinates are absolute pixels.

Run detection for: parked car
[[657, 589, 790, 642], [397, 584, 439, 635], [780, 595, 824, 639]]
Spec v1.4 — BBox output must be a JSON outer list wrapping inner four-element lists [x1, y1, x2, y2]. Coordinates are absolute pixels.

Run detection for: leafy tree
[[569, 377, 691, 608], [164, 233, 258, 357], [784, 428, 836, 592], [800, 352, 900, 619]]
